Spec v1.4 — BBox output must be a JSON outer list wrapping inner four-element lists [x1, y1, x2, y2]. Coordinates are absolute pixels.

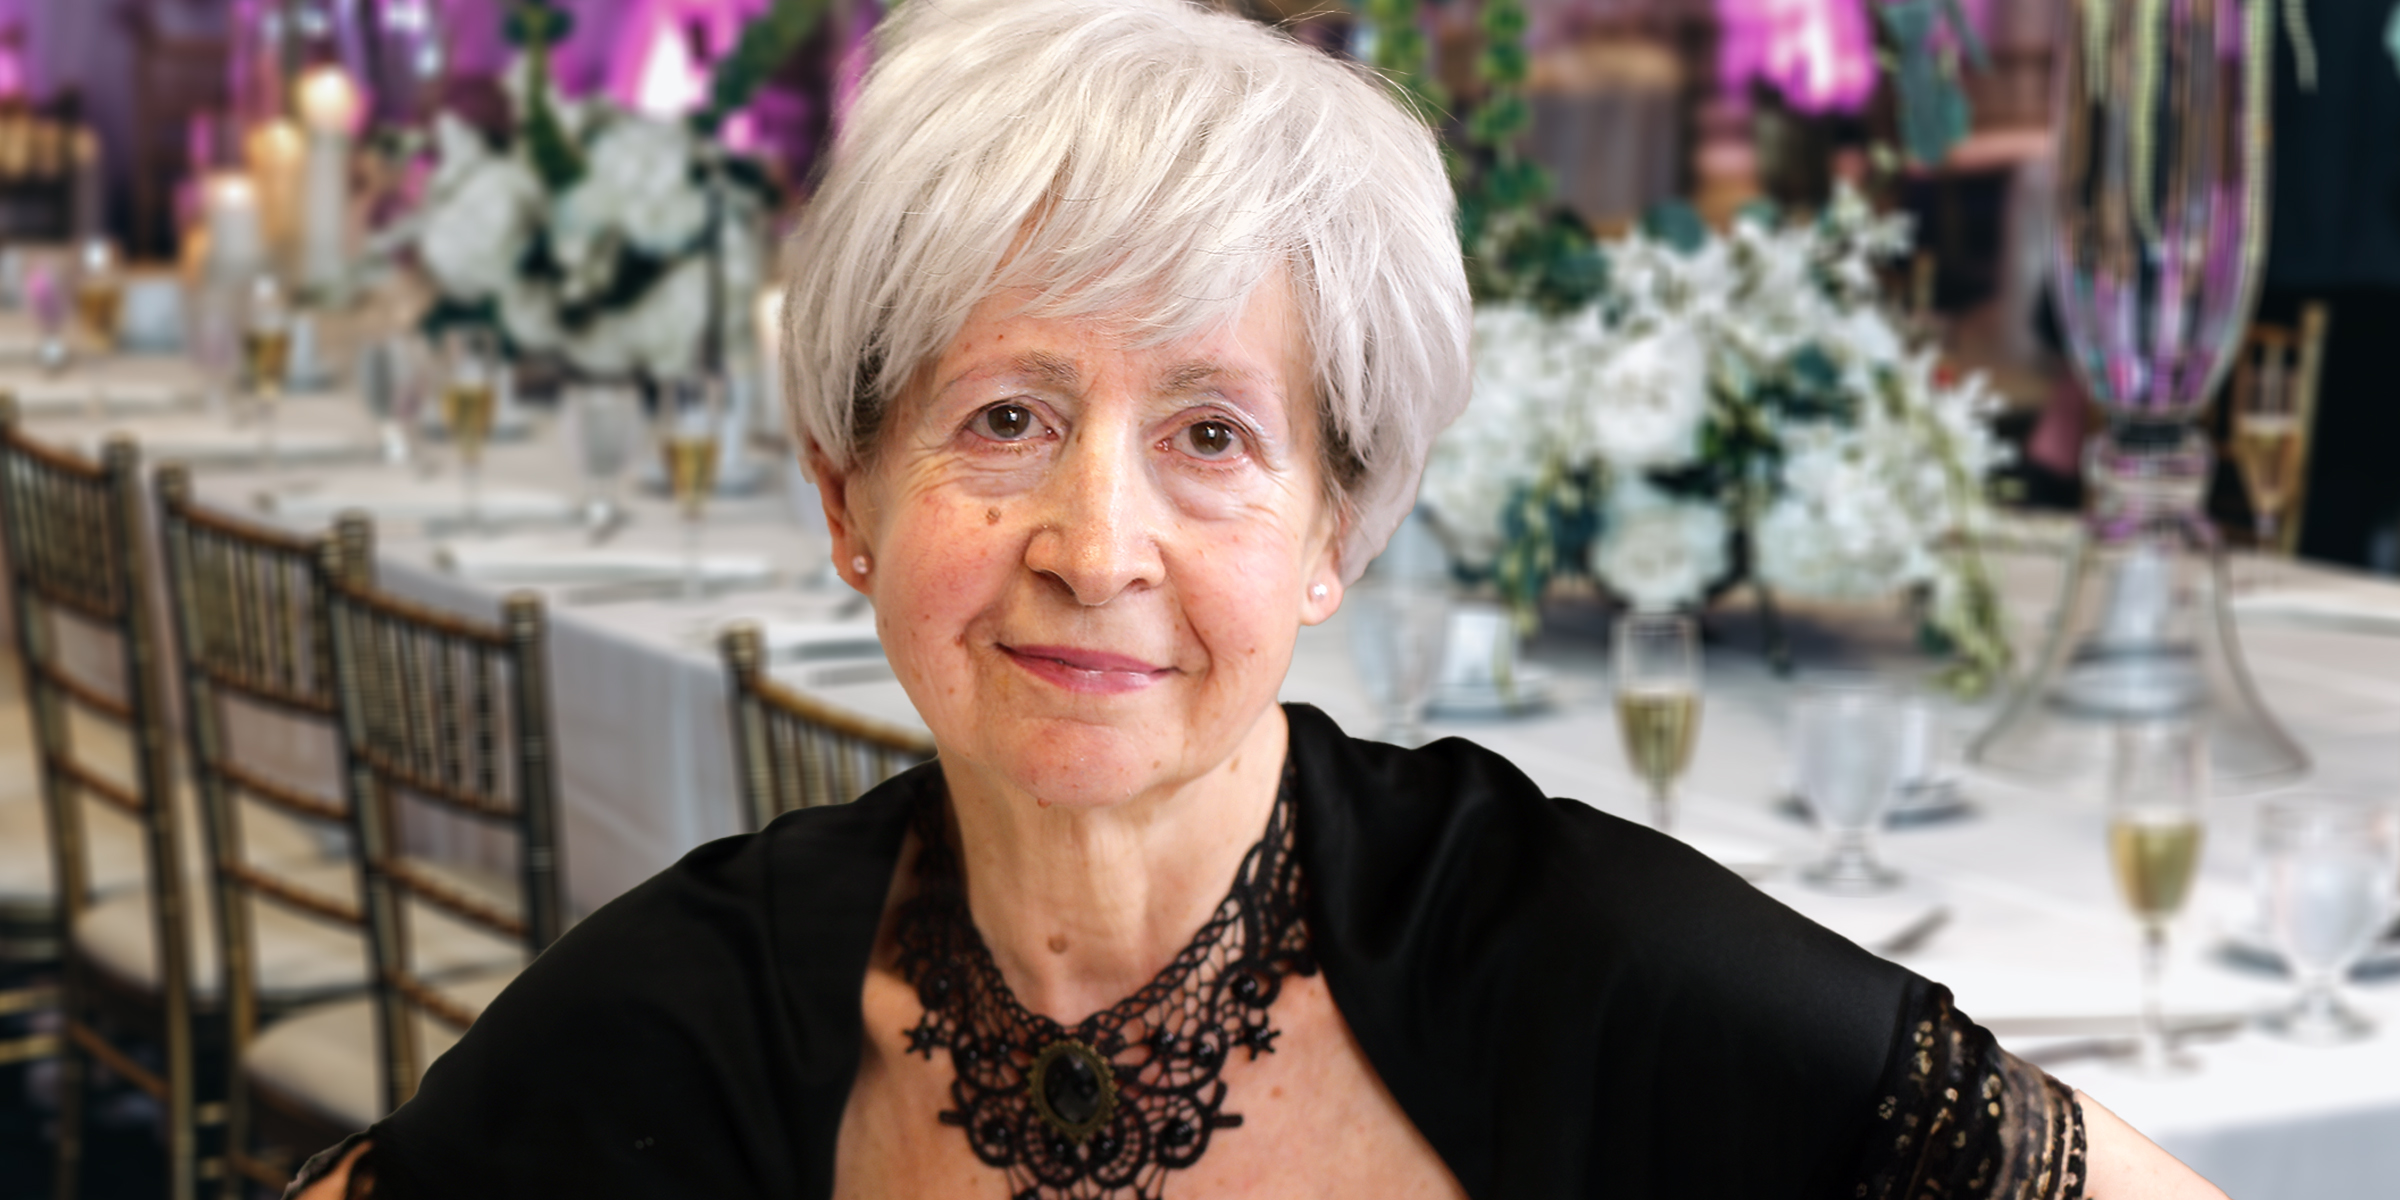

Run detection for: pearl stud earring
[[1309, 583, 1328, 600], [852, 555, 871, 577]]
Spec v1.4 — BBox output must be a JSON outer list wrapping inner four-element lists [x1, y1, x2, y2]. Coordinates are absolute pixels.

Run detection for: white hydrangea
[[571, 117, 710, 257], [417, 122, 541, 301], [1590, 481, 1728, 611], [1577, 321, 1710, 468], [1420, 304, 1568, 567]]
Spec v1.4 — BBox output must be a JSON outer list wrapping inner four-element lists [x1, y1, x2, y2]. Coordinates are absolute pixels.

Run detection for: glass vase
[[1970, 0, 2306, 791]]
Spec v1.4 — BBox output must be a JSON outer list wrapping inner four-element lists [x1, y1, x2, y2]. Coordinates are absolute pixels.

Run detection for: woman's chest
[[834, 968, 1465, 1200]]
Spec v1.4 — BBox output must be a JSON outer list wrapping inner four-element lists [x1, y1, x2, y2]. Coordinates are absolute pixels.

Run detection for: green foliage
[[509, 3, 585, 190], [1874, 0, 1983, 167], [693, 0, 831, 137]]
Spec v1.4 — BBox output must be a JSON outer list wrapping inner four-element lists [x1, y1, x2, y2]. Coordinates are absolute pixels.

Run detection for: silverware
[[2014, 1014, 2248, 1068], [1873, 906, 1951, 957]]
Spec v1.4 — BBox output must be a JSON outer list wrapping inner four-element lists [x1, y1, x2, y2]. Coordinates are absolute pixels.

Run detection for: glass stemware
[[73, 237, 122, 360], [571, 383, 640, 533], [440, 327, 501, 532], [2256, 795, 2400, 1046], [659, 376, 724, 600], [1614, 613, 1701, 836], [2105, 718, 2209, 1075], [2228, 333, 2306, 557], [242, 275, 293, 469], [1794, 682, 1905, 892], [25, 259, 67, 373]]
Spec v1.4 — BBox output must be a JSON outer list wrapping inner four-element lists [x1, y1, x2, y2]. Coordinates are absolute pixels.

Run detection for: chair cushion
[[71, 858, 526, 1004], [243, 967, 518, 1130], [0, 763, 341, 899]]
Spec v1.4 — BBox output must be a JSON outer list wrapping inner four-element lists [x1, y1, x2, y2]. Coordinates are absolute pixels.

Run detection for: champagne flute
[[1793, 682, 1905, 892], [659, 376, 723, 600], [72, 237, 122, 360], [440, 327, 501, 533], [2229, 341, 2305, 561], [242, 276, 293, 469], [1613, 613, 1700, 836], [2105, 718, 2208, 1075], [2256, 795, 2400, 1046]]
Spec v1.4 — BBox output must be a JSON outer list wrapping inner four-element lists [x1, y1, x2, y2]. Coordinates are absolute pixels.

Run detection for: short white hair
[[780, 0, 1471, 580]]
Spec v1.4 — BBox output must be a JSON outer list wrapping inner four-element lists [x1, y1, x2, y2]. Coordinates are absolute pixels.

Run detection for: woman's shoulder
[[1282, 703, 1918, 1199], [365, 767, 929, 1198]]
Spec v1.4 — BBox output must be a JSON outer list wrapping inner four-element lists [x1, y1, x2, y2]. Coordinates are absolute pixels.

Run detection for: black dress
[[290, 703, 2083, 1199]]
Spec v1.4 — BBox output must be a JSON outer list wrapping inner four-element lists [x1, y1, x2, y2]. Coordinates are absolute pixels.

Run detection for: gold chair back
[[719, 621, 933, 830], [0, 396, 201, 1200], [156, 464, 372, 1191], [325, 580, 562, 1115]]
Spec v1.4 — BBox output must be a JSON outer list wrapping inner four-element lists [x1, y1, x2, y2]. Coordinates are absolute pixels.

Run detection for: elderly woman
[[294, 2, 2225, 1198]]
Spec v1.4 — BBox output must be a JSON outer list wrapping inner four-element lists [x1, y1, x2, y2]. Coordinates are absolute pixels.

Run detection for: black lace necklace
[[895, 772, 1313, 1200]]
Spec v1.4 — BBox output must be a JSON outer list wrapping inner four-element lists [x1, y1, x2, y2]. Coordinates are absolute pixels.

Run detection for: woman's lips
[[1000, 644, 1175, 695]]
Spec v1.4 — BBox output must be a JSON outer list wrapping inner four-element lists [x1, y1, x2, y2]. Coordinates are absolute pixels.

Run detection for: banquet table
[[13, 348, 2400, 1198]]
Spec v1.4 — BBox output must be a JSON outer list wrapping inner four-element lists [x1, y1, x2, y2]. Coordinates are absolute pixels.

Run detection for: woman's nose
[[1021, 427, 1166, 606]]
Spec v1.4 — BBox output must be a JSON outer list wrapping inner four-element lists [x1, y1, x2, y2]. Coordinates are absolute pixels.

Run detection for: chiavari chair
[[155, 470, 524, 1193], [229, 580, 564, 1133], [0, 397, 204, 1200], [719, 621, 934, 830]]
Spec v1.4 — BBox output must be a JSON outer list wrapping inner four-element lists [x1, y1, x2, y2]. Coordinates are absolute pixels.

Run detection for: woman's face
[[819, 280, 1344, 810]]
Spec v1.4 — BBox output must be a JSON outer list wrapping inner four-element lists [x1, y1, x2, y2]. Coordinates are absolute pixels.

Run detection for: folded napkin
[[2230, 588, 2400, 637], [258, 478, 579, 525], [85, 425, 383, 467], [435, 538, 778, 587]]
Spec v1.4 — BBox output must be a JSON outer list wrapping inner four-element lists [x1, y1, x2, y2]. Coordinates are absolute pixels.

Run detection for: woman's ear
[[807, 445, 873, 591]]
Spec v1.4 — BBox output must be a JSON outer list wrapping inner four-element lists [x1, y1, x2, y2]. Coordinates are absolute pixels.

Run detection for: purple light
[[1716, 0, 1879, 115]]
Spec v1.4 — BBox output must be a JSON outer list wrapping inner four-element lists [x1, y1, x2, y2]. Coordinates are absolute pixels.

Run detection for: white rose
[[419, 156, 541, 301], [1591, 485, 1727, 611], [576, 117, 709, 256], [1581, 323, 1708, 468], [565, 256, 709, 380]]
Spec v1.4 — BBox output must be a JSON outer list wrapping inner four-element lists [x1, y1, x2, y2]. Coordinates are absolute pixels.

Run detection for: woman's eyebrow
[[1158, 361, 1274, 402], [943, 350, 1082, 395]]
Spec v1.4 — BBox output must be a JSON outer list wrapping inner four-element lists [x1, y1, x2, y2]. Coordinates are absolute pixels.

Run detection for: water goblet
[[242, 276, 294, 469], [570, 383, 640, 531], [1614, 613, 1701, 836], [25, 260, 67, 373], [658, 376, 724, 599], [2255, 795, 2400, 1046], [440, 327, 501, 531], [2105, 718, 2209, 1075], [1794, 683, 1905, 893], [1345, 577, 1451, 748]]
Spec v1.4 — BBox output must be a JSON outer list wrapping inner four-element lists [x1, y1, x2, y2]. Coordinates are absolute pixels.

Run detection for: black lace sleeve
[[281, 1132, 376, 1200], [1851, 986, 2086, 1200]]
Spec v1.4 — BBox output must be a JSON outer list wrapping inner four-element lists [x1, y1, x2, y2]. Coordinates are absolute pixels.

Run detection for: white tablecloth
[[20, 361, 2400, 1198]]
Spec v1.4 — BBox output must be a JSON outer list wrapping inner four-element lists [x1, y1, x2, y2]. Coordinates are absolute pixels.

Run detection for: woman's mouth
[[999, 644, 1176, 695]]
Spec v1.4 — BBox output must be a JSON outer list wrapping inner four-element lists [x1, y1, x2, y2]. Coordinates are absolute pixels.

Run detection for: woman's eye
[[978, 404, 1036, 441], [1183, 420, 1240, 459]]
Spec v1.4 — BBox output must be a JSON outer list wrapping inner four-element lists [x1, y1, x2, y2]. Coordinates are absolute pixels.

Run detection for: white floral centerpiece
[[397, 71, 771, 381], [1420, 186, 2010, 691], [378, 0, 812, 384]]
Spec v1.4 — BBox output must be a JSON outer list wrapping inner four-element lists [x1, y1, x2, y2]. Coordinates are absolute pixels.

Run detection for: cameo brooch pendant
[[895, 772, 1313, 1200]]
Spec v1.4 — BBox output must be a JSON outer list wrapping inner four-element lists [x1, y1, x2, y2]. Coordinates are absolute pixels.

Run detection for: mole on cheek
[[986, 507, 1002, 525]]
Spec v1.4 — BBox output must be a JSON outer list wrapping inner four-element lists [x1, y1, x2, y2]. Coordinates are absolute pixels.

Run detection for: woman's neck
[[941, 705, 1290, 1021]]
